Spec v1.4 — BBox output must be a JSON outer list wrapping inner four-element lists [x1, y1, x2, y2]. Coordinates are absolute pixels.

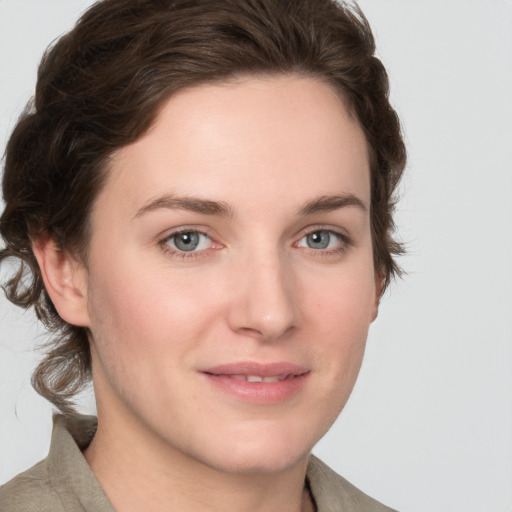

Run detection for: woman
[[0, 0, 405, 510]]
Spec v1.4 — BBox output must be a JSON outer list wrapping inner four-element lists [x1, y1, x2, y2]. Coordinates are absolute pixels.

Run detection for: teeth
[[235, 375, 285, 383], [214, 373, 293, 382], [262, 376, 281, 383]]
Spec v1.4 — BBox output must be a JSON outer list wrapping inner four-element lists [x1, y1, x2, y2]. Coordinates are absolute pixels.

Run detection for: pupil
[[175, 232, 199, 251], [307, 231, 329, 249]]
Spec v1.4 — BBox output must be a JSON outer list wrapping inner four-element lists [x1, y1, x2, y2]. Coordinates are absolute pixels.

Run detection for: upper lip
[[202, 362, 310, 378]]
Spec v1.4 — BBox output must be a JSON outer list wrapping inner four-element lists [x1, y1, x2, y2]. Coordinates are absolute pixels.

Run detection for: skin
[[35, 74, 379, 512]]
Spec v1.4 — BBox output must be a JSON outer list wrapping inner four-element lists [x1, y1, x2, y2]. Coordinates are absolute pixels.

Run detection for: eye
[[296, 229, 347, 251], [164, 230, 213, 253]]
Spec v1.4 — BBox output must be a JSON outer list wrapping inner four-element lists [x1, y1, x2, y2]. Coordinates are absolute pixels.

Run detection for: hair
[[0, 0, 406, 414]]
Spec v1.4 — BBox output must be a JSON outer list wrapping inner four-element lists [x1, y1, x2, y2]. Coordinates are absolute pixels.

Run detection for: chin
[[204, 447, 310, 476], [187, 420, 318, 475]]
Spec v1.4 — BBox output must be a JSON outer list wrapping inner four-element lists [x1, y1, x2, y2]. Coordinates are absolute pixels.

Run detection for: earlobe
[[32, 234, 90, 327]]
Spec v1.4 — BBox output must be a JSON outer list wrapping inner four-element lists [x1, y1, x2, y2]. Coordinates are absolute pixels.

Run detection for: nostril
[[235, 323, 296, 342]]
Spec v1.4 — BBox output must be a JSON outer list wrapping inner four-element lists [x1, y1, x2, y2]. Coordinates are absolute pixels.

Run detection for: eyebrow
[[298, 194, 367, 215], [134, 192, 366, 220], [134, 194, 233, 219]]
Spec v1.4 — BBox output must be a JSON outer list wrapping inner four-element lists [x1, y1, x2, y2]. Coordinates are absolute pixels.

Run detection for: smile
[[202, 362, 310, 404]]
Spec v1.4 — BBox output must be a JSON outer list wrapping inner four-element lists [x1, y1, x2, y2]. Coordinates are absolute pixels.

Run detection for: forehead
[[98, 74, 370, 219]]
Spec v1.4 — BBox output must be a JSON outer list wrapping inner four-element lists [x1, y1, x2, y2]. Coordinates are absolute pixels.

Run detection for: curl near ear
[[32, 234, 90, 327]]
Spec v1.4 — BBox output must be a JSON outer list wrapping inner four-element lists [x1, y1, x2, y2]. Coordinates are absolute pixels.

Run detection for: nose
[[227, 249, 300, 341]]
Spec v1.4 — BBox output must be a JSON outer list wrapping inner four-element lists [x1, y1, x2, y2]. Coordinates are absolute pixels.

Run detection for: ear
[[32, 234, 90, 327], [371, 272, 383, 322]]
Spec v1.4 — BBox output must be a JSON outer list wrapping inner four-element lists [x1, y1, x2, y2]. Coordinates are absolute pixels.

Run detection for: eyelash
[[158, 226, 352, 260]]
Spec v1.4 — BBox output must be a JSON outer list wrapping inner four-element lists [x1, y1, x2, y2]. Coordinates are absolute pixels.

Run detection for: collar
[[47, 415, 114, 511]]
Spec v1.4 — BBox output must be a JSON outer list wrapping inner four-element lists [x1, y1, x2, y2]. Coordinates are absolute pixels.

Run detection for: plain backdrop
[[1, 1, 511, 511]]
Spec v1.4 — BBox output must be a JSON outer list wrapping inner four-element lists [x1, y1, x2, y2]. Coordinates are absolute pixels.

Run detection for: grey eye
[[305, 231, 332, 249], [162, 230, 215, 256], [172, 232, 201, 251]]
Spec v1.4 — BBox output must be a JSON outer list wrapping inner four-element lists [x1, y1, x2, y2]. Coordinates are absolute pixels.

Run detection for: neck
[[84, 410, 314, 512]]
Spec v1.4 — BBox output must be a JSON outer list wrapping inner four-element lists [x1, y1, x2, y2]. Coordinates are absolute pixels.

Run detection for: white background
[[1, 1, 511, 511]]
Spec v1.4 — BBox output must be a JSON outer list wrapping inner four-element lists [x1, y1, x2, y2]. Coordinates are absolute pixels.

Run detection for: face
[[78, 75, 378, 474]]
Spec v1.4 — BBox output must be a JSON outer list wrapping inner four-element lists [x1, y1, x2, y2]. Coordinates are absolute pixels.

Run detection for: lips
[[201, 362, 310, 404], [203, 362, 309, 380]]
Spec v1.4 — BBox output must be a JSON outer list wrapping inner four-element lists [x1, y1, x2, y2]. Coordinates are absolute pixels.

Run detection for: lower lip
[[202, 373, 310, 404]]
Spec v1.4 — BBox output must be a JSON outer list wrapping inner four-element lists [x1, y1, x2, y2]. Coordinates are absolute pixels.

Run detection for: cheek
[[304, 260, 376, 391], [307, 298, 370, 434], [85, 259, 227, 380], [85, 269, 199, 411], [88, 256, 207, 330], [308, 258, 376, 339]]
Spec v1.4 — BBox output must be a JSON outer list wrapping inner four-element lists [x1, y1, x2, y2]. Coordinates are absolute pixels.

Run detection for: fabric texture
[[0, 415, 397, 512]]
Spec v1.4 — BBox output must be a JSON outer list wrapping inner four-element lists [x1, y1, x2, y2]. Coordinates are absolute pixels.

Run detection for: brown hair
[[0, 0, 406, 413]]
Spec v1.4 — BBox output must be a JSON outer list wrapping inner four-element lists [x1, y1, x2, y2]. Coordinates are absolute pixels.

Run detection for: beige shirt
[[0, 415, 397, 512]]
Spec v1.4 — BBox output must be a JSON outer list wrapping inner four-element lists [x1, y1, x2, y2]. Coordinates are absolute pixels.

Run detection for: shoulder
[[0, 460, 65, 512], [307, 456, 398, 512], [1, 415, 113, 512]]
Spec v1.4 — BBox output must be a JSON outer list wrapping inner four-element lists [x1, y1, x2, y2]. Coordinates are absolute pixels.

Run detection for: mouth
[[228, 374, 294, 383], [201, 362, 310, 404], [203, 361, 309, 380]]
